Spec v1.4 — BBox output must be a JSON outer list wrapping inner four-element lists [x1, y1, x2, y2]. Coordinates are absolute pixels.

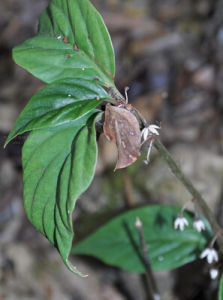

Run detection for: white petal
[[207, 253, 214, 264], [145, 140, 154, 164], [193, 221, 199, 231], [210, 268, 219, 280], [174, 218, 180, 229], [200, 248, 210, 259], [149, 125, 160, 130], [148, 125, 160, 135], [212, 250, 219, 262], [199, 223, 205, 232], [141, 128, 149, 140], [141, 128, 145, 136], [197, 226, 202, 233], [179, 221, 185, 231]]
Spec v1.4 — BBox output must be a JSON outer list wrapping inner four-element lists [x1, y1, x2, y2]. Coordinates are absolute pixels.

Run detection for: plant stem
[[108, 86, 125, 102], [135, 218, 160, 300], [154, 138, 223, 251]]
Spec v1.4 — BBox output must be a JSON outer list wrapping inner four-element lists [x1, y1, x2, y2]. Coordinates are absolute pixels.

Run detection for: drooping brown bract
[[103, 104, 141, 170]]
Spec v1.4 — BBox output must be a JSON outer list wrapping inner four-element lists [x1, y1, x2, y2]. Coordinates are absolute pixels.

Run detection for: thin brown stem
[[135, 218, 160, 300]]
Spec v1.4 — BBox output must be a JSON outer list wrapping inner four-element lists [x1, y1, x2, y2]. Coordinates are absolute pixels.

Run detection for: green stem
[[154, 138, 223, 251], [107, 86, 125, 102]]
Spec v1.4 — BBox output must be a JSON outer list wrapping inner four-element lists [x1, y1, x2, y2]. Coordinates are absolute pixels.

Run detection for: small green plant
[[5, 0, 223, 297]]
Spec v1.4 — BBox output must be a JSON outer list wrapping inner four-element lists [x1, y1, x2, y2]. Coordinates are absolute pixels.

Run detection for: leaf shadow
[[122, 220, 147, 272], [153, 212, 168, 228]]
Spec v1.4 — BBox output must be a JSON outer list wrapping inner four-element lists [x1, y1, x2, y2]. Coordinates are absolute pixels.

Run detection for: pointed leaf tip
[[64, 257, 88, 277]]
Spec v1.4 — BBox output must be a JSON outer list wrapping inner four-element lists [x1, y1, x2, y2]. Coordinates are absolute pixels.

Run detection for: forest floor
[[0, 0, 223, 299]]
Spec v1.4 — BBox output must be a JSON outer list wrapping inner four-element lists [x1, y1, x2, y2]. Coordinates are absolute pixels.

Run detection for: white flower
[[200, 248, 219, 264], [144, 139, 154, 165], [209, 268, 219, 280], [174, 214, 189, 231], [193, 218, 205, 232], [141, 124, 160, 141], [141, 124, 161, 165]]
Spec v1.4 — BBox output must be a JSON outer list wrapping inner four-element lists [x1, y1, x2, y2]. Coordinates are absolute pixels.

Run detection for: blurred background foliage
[[0, 0, 223, 299]]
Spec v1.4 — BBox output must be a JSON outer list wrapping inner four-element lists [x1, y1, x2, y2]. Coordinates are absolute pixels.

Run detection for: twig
[[154, 138, 223, 251], [122, 168, 135, 208], [135, 217, 160, 300]]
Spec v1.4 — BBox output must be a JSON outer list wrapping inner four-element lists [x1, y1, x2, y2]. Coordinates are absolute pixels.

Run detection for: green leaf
[[5, 78, 109, 146], [22, 112, 99, 276], [72, 205, 212, 273], [13, 0, 115, 86], [219, 275, 223, 300]]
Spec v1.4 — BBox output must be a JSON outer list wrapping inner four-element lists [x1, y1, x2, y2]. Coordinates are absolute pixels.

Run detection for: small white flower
[[174, 214, 189, 231], [193, 218, 205, 232], [200, 247, 219, 264], [209, 268, 219, 280], [141, 124, 160, 141], [141, 124, 160, 165]]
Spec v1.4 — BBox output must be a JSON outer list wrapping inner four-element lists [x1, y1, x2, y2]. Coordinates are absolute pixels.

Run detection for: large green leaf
[[23, 112, 99, 276], [5, 78, 109, 146], [13, 0, 115, 86], [219, 275, 223, 300], [72, 205, 212, 273]]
